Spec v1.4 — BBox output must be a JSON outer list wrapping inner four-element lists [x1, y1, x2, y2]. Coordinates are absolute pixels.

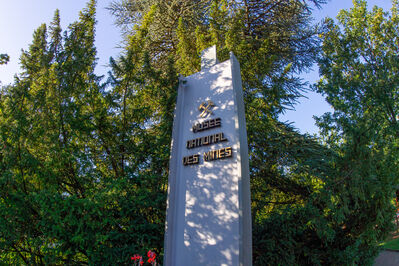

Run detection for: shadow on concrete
[[177, 60, 242, 265]]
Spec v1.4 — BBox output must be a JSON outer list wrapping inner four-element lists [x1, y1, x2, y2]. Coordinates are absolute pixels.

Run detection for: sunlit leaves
[[314, 1, 399, 264]]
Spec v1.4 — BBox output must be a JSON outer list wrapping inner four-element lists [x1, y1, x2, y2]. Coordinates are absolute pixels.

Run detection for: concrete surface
[[164, 47, 251, 265], [374, 250, 399, 266]]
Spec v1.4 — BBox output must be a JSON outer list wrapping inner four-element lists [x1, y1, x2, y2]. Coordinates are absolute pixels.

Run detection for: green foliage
[[0, 0, 176, 264], [0, 54, 9, 65], [176, 17, 199, 76], [110, 0, 332, 265], [1, 0, 397, 265], [312, 0, 399, 264], [109, 0, 322, 112]]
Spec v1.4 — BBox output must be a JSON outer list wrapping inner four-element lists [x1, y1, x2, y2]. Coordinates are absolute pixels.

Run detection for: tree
[[0, 0, 178, 264], [0, 1, 106, 264], [109, 0, 334, 264], [4, 0, 395, 264], [312, 0, 399, 264], [0, 54, 9, 65], [108, 0, 399, 264], [109, 0, 325, 112]]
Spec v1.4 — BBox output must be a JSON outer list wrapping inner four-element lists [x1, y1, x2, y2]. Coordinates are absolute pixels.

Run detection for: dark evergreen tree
[[109, 0, 333, 265], [1, 0, 396, 265], [0, 0, 177, 263], [109, 0, 398, 264]]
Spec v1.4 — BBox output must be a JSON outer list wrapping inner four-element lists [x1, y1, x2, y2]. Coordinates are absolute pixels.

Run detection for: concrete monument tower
[[164, 46, 252, 266]]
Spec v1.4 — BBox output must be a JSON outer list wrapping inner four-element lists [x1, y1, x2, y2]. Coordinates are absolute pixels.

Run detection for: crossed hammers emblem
[[198, 100, 215, 117]]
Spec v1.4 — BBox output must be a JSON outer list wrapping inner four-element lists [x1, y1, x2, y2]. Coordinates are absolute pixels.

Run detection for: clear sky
[[0, 0, 121, 84], [0, 0, 395, 135]]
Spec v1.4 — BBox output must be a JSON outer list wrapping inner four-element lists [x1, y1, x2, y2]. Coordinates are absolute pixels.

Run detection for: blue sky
[[0, 0, 394, 134], [0, 0, 120, 83]]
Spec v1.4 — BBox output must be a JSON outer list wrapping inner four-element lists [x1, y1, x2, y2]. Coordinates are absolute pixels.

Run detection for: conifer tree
[[0, 1, 110, 264], [3, 0, 396, 265], [109, 0, 331, 264]]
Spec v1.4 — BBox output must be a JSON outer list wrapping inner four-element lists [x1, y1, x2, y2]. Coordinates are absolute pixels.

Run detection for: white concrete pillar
[[164, 46, 252, 266]]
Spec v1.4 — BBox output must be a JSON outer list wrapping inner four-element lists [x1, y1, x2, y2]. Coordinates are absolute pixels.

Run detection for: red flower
[[131, 254, 140, 261], [147, 250, 156, 264], [147, 250, 156, 259], [140, 261, 144, 265]]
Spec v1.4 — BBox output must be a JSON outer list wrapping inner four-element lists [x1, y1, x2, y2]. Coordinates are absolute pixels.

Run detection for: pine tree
[[4, 0, 395, 264], [109, 0, 330, 264], [0, 1, 107, 264]]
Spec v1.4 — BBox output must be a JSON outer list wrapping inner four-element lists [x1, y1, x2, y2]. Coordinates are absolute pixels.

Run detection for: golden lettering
[[183, 154, 200, 166], [214, 133, 220, 142], [203, 121, 209, 130], [215, 118, 221, 127], [186, 132, 228, 150], [209, 119, 215, 127], [203, 147, 233, 161], [220, 132, 227, 141], [193, 154, 199, 164], [192, 118, 222, 133], [225, 147, 232, 157]]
